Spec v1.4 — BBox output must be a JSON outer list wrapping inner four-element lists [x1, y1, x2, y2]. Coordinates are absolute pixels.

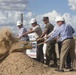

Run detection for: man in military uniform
[[40, 17, 57, 66]]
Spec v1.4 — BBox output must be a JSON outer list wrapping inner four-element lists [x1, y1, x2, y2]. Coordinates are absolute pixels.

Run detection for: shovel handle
[[37, 42, 44, 46]]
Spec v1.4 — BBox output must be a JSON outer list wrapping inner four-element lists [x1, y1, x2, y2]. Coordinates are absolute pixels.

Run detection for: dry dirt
[[0, 27, 76, 75], [0, 52, 76, 75], [0, 52, 53, 75]]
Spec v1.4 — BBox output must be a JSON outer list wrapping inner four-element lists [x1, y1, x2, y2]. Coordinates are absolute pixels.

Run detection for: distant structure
[[21, 13, 23, 25]]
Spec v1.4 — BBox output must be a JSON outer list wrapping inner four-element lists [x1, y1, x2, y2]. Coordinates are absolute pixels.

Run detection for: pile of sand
[[0, 52, 76, 75], [0, 27, 76, 75], [0, 27, 53, 75], [0, 52, 54, 75]]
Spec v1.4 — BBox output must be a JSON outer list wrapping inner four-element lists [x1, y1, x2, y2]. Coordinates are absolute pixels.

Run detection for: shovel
[[10, 41, 32, 53]]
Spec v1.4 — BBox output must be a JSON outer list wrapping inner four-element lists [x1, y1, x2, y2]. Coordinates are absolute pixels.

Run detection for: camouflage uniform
[[45, 23, 57, 66]]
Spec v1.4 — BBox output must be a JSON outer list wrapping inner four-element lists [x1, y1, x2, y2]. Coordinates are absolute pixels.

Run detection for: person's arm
[[40, 29, 47, 38], [45, 28, 61, 42], [17, 28, 24, 39], [46, 25, 57, 38], [48, 29, 55, 37], [67, 24, 75, 34], [22, 26, 39, 36], [18, 29, 34, 40], [22, 29, 35, 36], [70, 25, 75, 34]]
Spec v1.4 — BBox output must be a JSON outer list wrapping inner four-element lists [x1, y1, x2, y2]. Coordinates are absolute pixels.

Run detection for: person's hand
[[19, 36, 23, 39], [30, 28, 32, 30], [22, 33, 27, 36], [45, 35, 49, 39], [44, 40, 47, 43]]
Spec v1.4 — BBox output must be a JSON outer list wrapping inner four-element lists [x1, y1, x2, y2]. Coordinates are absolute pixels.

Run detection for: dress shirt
[[18, 27, 29, 41], [46, 23, 75, 42], [48, 25, 59, 36]]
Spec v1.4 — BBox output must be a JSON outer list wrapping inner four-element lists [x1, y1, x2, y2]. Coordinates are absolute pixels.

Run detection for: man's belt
[[63, 37, 73, 42]]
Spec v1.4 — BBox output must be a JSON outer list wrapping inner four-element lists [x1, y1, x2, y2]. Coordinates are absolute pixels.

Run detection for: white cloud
[[0, 11, 22, 25], [0, 10, 76, 35], [0, 0, 28, 11], [68, 0, 76, 11], [43, 10, 58, 21], [0, 11, 35, 32], [35, 10, 62, 28], [36, 11, 76, 35], [25, 12, 33, 18]]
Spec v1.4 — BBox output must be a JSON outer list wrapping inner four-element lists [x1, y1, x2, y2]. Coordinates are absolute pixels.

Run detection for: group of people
[[16, 16, 76, 72]]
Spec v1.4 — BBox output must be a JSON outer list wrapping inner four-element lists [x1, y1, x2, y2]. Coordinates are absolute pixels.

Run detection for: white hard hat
[[55, 16, 65, 22], [30, 18, 37, 24], [16, 21, 22, 26]]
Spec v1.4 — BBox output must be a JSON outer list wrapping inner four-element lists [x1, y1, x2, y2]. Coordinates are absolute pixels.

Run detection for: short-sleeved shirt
[[18, 27, 29, 41], [44, 23, 54, 35], [32, 25, 42, 38]]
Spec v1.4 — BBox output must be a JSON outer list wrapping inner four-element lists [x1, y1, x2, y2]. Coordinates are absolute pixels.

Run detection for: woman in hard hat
[[45, 16, 75, 72]]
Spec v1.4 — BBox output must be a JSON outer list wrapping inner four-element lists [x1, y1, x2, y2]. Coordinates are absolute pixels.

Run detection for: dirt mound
[[0, 52, 54, 75], [0, 27, 53, 75], [0, 52, 76, 75], [0, 27, 76, 75]]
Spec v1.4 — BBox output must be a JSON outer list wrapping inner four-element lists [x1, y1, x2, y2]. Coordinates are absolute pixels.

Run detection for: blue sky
[[0, 0, 76, 35], [28, 0, 76, 15]]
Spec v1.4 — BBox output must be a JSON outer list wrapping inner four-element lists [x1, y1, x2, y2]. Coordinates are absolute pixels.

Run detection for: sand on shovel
[[0, 27, 16, 61]]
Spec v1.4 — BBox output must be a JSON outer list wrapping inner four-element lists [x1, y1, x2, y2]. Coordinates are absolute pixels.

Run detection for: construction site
[[0, 0, 76, 75], [0, 14, 76, 75]]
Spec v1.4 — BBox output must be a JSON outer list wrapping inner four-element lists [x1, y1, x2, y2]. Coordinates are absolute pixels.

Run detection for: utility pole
[[21, 13, 23, 25]]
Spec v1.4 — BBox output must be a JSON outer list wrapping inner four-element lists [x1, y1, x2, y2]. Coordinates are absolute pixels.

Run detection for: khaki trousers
[[60, 39, 75, 69]]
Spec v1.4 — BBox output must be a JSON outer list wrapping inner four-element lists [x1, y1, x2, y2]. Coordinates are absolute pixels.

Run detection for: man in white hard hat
[[46, 16, 71, 69], [56, 16, 72, 69], [45, 16, 75, 72], [21, 18, 44, 63], [16, 21, 29, 41]]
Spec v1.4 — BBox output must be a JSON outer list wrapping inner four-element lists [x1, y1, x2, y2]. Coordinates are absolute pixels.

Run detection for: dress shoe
[[69, 68, 75, 71], [55, 68, 64, 72], [65, 65, 71, 69]]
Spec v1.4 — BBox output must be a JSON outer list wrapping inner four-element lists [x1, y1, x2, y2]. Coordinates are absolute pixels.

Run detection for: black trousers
[[58, 42, 62, 56], [36, 41, 44, 63]]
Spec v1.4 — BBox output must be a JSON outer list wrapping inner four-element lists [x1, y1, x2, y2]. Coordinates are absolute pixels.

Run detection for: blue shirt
[[18, 27, 29, 41], [46, 23, 75, 42]]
